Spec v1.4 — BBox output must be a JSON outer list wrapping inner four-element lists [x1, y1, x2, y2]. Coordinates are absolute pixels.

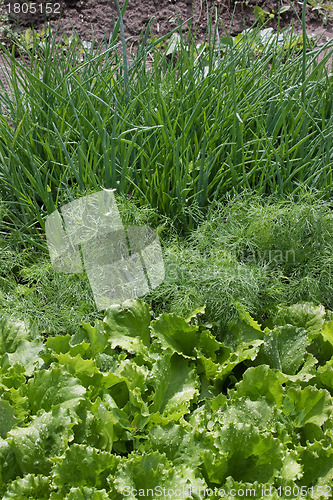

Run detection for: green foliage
[[309, 0, 333, 25], [0, 194, 164, 337], [0, 13, 332, 495], [13, 27, 51, 52], [0, 247, 98, 336], [148, 194, 333, 328], [0, 24, 332, 245], [254, 5, 274, 25], [0, 299, 332, 497], [1, 193, 331, 336]]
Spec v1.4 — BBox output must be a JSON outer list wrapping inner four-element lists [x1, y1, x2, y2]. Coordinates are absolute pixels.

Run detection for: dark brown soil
[[1, 0, 333, 47], [0, 1, 332, 95]]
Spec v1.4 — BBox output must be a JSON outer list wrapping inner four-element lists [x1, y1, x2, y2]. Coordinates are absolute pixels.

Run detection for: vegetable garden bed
[[0, 4, 333, 498], [1, 300, 333, 498]]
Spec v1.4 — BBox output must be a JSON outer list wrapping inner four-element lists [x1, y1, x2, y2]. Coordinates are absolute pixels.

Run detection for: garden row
[[0, 300, 332, 497], [0, 13, 332, 498]]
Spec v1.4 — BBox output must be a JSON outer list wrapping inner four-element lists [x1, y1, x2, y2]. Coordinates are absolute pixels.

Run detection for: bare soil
[[0, 0, 332, 94], [1, 0, 333, 46]]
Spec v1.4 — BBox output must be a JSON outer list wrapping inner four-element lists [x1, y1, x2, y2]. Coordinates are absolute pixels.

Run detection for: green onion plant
[[0, 16, 332, 248]]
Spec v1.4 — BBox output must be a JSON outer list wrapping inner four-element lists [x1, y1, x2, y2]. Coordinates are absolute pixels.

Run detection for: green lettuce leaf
[[78, 321, 110, 359], [277, 353, 318, 384], [3, 474, 51, 499], [255, 325, 309, 375], [202, 422, 283, 485], [110, 451, 206, 500], [7, 407, 78, 475], [312, 319, 333, 363], [27, 368, 86, 413], [279, 450, 303, 482], [73, 398, 116, 452], [0, 401, 17, 439], [210, 340, 263, 383], [143, 421, 192, 463], [230, 365, 284, 406], [114, 360, 149, 407], [103, 299, 151, 348], [64, 487, 110, 499], [0, 382, 29, 424], [52, 352, 101, 388], [301, 422, 326, 443], [197, 328, 223, 360], [150, 313, 199, 358], [2, 340, 45, 376], [0, 364, 26, 390], [321, 320, 333, 346], [283, 386, 333, 428], [223, 303, 264, 350], [148, 353, 199, 418], [222, 477, 282, 499], [0, 318, 30, 356], [267, 302, 326, 334], [45, 334, 72, 354], [317, 359, 333, 391], [52, 443, 118, 493], [0, 437, 21, 489], [297, 438, 333, 490], [213, 397, 277, 431]]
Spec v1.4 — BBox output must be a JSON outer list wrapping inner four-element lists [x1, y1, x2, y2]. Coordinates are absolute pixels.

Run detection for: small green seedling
[[254, 5, 275, 25]]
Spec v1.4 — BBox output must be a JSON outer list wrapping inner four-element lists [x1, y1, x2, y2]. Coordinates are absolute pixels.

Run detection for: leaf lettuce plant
[[0, 300, 332, 498]]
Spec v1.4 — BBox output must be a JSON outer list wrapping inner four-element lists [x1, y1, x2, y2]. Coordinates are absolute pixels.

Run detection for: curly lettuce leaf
[[77, 321, 110, 359], [230, 365, 284, 405], [198, 328, 223, 360], [74, 395, 132, 454], [283, 386, 333, 428], [45, 334, 72, 354], [0, 364, 26, 390], [0, 437, 21, 489], [108, 360, 150, 423], [7, 407, 78, 475], [223, 303, 264, 350], [52, 352, 100, 388], [64, 487, 110, 499], [70, 309, 144, 361], [211, 340, 263, 383], [202, 422, 283, 485], [3, 474, 51, 499], [297, 438, 333, 491], [110, 451, 206, 500], [27, 368, 86, 413], [267, 302, 326, 334], [0, 376, 29, 424], [142, 421, 193, 463], [312, 319, 333, 363], [103, 299, 151, 348], [0, 401, 17, 439], [52, 444, 117, 494], [0, 318, 30, 356], [147, 353, 199, 419], [222, 477, 283, 499], [317, 359, 333, 391], [255, 325, 309, 375], [150, 313, 200, 358], [1, 339, 45, 376], [213, 397, 277, 431]]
